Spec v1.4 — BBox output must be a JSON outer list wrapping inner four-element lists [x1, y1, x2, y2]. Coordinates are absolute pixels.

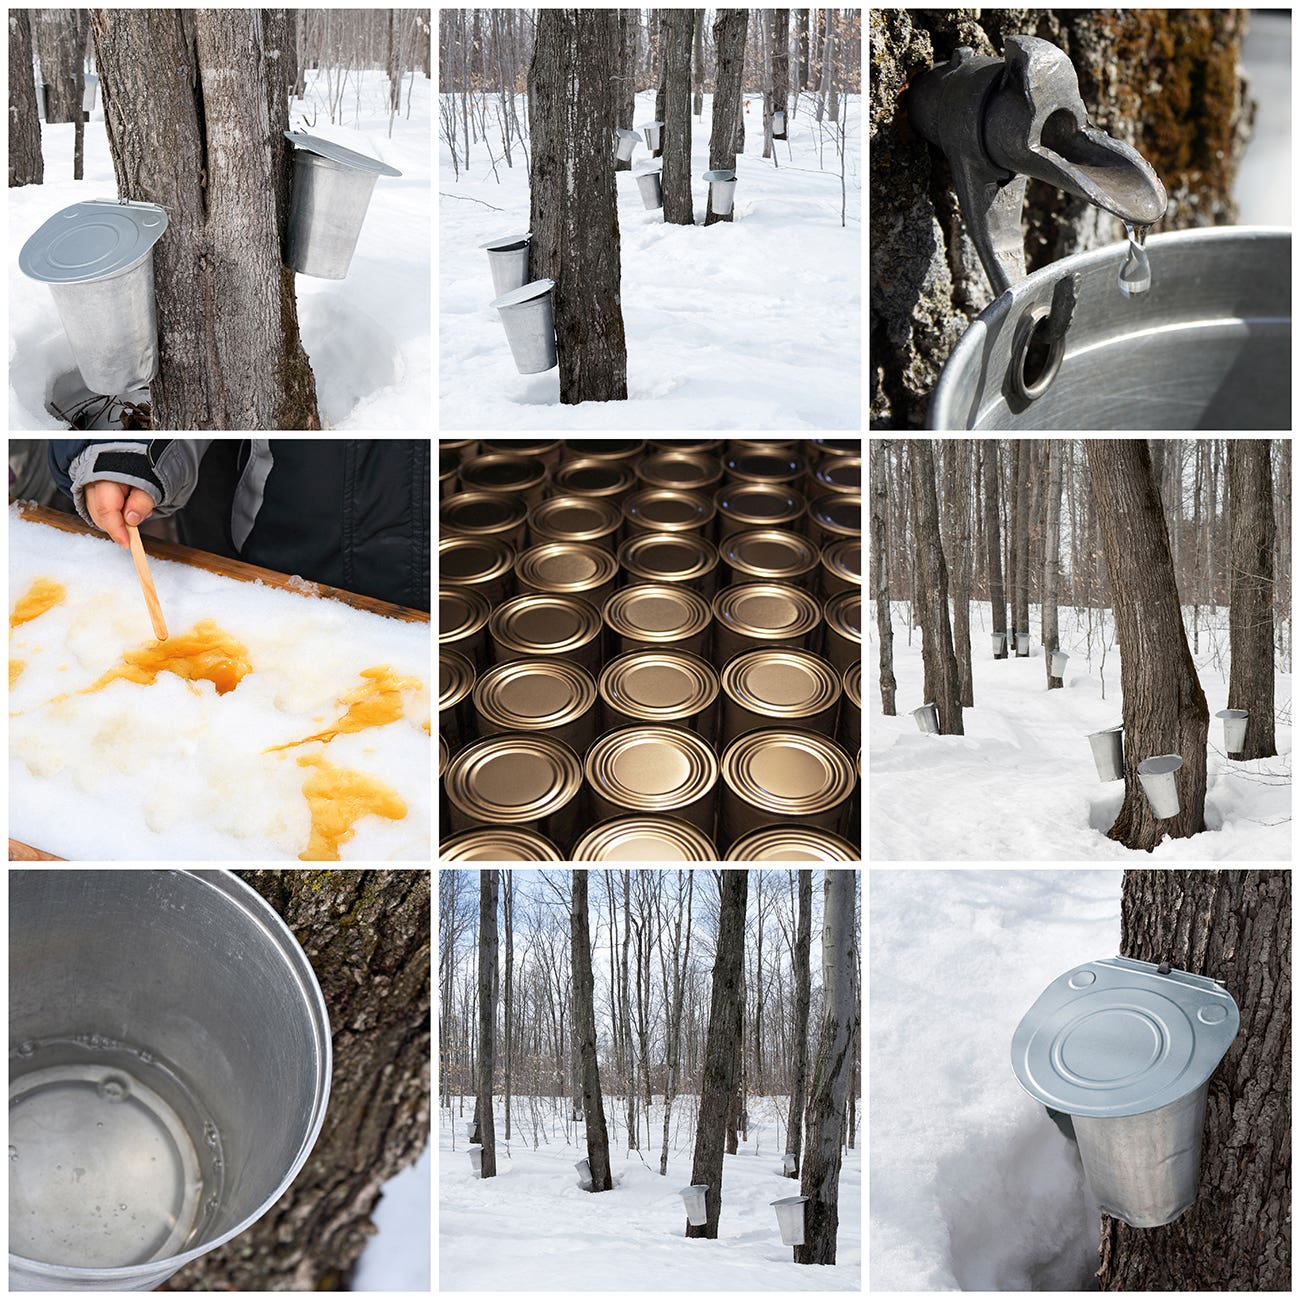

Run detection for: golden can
[[439, 445, 460, 499], [438, 827, 567, 861], [811, 454, 862, 497], [550, 457, 638, 507], [528, 494, 623, 550], [572, 815, 717, 862], [439, 585, 491, 671], [724, 825, 860, 861], [515, 541, 619, 611], [712, 581, 821, 663], [622, 488, 716, 538], [440, 490, 529, 550], [820, 537, 862, 599], [439, 649, 476, 754], [618, 532, 719, 597], [561, 439, 646, 464], [808, 491, 862, 548], [439, 438, 480, 464], [649, 439, 722, 455], [459, 452, 549, 508], [635, 451, 724, 495], [473, 657, 599, 757], [602, 583, 712, 658], [598, 649, 719, 744], [489, 593, 605, 672], [714, 481, 807, 539], [481, 439, 563, 474], [439, 534, 515, 607], [841, 660, 862, 752], [720, 649, 841, 745], [719, 528, 821, 587], [723, 447, 807, 487], [823, 590, 863, 673], [584, 725, 719, 834]]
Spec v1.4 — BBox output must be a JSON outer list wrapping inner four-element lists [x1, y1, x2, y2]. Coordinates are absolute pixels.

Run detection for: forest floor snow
[[871, 869, 1120, 1290], [438, 1093, 861, 1291], [439, 90, 861, 430], [869, 600, 1292, 860], [9, 68, 430, 430]]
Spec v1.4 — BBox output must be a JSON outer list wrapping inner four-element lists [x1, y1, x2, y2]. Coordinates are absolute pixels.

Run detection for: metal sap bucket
[[773, 108, 787, 136], [479, 232, 532, 297], [9, 870, 331, 1292], [991, 631, 1007, 655], [912, 702, 939, 734], [463, 1118, 476, 1139], [82, 74, 98, 113], [704, 169, 737, 215], [1013, 957, 1239, 1228], [782, 1152, 796, 1174], [490, 278, 558, 374], [1015, 631, 1030, 656], [1050, 649, 1070, 676], [282, 131, 401, 279], [634, 163, 664, 211], [640, 120, 664, 151], [615, 128, 640, 161], [1136, 753, 1183, 819], [930, 228, 1291, 430], [770, 1195, 807, 1245], [1087, 725, 1124, 781], [18, 199, 168, 395], [1216, 708, 1249, 755], [679, 1184, 709, 1227], [468, 1144, 483, 1176], [575, 1157, 592, 1189]]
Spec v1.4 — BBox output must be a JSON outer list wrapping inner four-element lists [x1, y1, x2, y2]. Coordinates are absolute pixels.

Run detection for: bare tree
[[615, 8, 637, 172], [785, 868, 813, 1178], [1043, 440, 1064, 689], [943, 441, 974, 706], [692, 9, 704, 115], [661, 7, 694, 225], [771, 7, 789, 139], [870, 439, 897, 713], [705, 9, 746, 226], [9, 11, 45, 187], [797, 7, 811, 91], [503, 868, 513, 1142], [814, 4, 835, 121], [658, 870, 694, 1176], [983, 440, 1009, 658], [1013, 439, 1031, 642], [570, 870, 613, 1192], [476, 869, 499, 1179]]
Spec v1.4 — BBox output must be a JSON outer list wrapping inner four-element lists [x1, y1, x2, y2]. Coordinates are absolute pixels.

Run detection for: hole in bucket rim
[[1019, 309, 1062, 397]]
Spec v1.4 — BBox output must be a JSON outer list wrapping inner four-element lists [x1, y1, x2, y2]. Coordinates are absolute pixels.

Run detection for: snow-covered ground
[[439, 90, 861, 430], [870, 869, 1120, 1290], [10, 67, 430, 429], [438, 1093, 861, 1291], [869, 600, 1292, 860]]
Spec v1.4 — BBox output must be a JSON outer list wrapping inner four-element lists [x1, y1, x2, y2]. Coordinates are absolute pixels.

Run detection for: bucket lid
[[703, 169, 737, 182], [1011, 956, 1239, 1119], [635, 161, 664, 175], [638, 120, 666, 129], [480, 232, 531, 251], [1215, 708, 1249, 719], [282, 131, 402, 177], [616, 128, 641, 140], [19, 200, 169, 284], [1136, 754, 1183, 776], [490, 278, 554, 310], [770, 1195, 808, 1207]]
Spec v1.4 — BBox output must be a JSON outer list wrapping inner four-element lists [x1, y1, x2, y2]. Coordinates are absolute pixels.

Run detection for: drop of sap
[[1119, 222, 1151, 297], [97, 1075, 129, 1102]]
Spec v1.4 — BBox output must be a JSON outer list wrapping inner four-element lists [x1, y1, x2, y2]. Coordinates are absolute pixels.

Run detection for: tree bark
[[615, 8, 637, 172], [9, 10, 45, 187], [1013, 439, 1031, 642], [687, 869, 749, 1238], [983, 439, 1008, 657], [1043, 439, 1064, 688], [795, 869, 857, 1265], [943, 441, 974, 706], [661, 7, 694, 225], [814, 3, 834, 122], [797, 8, 811, 90], [908, 439, 964, 734], [621, 870, 637, 1148], [705, 9, 746, 226], [92, 8, 320, 429], [1098, 870, 1290, 1291], [692, 9, 704, 115], [386, 7, 401, 112], [870, 10, 1253, 428], [1086, 440, 1209, 850], [476, 869, 499, 1179], [785, 868, 813, 1178], [659, 871, 693, 1177], [570, 871, 613, 1192], [161, 870, 429, 1291], [528, 9, 629, 403], [1226, 441, 1276, 759], [35, 7, 87, 125], [503, 868, 513, 1142], [771, 8, 790, 137], [870, 438, 897, 713]]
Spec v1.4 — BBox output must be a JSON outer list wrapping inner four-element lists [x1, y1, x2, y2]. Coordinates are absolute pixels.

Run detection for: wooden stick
[[127, 524, 169, 641]]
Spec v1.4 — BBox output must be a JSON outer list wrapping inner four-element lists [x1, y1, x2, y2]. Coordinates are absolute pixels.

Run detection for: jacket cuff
[[67, 441, 164, 527]]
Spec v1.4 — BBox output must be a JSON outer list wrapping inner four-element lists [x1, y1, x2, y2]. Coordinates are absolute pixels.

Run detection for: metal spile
[[1012, 956, 1239, 1228]]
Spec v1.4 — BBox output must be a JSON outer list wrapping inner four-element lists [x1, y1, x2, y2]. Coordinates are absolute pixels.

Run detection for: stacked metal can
[[439, 439, 862, 862]]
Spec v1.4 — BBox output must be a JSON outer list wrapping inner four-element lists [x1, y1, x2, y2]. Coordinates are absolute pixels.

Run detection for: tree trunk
[[35, 7, 87, 125], [785, 868, 813, 1178], [1043, 440, 1064, 688], [1226, 441, 1276, 759], [615, 9, 637, 172], [771, 8, 789, 137], [870, 439, 897, 713], [1013, 439, 1031, 641], [1086, 440, 1209, 850], [797, 8, 810, 90], [653, 9, 666, 153], [570, 871, 613, 1192], [287, 7, 303, 98], [9, 10, 45, 187], [503, 869, 513, 1142], [795, 869, 857, 1265], [687, 869, 749, 1239], [943, 441, 974, 706], [705, 9, 746, 226], [813, 4, 834, 122], [692, 9, 704, 115], [621, 870, 637, 1149], [870, 10, 1252, 428], [983, 439, 1008, 657], [476, 869, 499, 1179], [386, 8, 401, 112], [92, 9, 320, 429], [908, 439, 964, 734], [1098, 870, 1290, 1291], [659, 872, 693, 1177], [528, 10, 629, 404], [161, 870, 429, 1291], [661, 7, 694, 225]]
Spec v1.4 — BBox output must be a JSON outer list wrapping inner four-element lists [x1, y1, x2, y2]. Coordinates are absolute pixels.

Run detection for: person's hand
[[84, 479, 156, 548]]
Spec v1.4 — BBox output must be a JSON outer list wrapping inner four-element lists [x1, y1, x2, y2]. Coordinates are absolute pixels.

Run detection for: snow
[[869, 600, 1292, 860], [870, 868, 1122, 1291], [10, 68, 429, 430], [351, 1147, 431, 1291], [439, 1094, 861, 1291], [439, 90, 861, 430], [8, 512, 430, 860]]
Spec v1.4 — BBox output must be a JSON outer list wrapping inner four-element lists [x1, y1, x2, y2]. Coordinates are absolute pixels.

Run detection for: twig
[[439, 192, 505, 211]]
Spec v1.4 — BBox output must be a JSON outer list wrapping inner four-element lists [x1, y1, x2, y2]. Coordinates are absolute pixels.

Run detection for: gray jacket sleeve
[[63, 439, 212, 527]]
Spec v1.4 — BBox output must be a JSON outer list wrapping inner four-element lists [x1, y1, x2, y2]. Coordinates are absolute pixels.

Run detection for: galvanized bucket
[[634, 163, 663, 210], [773, 108, 787, 136], [770, 1195, 807, 1245], [1136, 753, 1183, 819], [1015, 631, 1030, 656], [781, 1152, 796, 1174], [704, 169, 737, 215], [575, 1157, 592, 1188], [679, 1184, 709, 1227], [615, 128, 640, 161], [1216, 708, 1249, 755], [1087, 725, 1124, 781], [1050, 649, 1070, 676], [82, 73, 98, 113], [640, 120, 664, 150], [18, 199, 169, 395], [479, 232, 532, 297], [463, 1118, 476, 1139], [468, 1144, 483, 1176], [991, 631, 1007, 655], [490, 278, 558, 374], [282, 131, 401, 279], [912, 702, 939, 734]]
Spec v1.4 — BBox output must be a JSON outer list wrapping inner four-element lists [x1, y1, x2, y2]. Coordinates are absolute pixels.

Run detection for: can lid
[[814, 455, 862, 494], [623, 488, 716, 533], [1011, 956, 1240, 1118], [445, 734, 582, 823], [459, 453, 548, 494], [438, 827, 566, 861], [490, 594, 603, 656], [724, 449, 807, 484], [573, 815, 717, 861], [721, 529, 821, 582], [842, 660, 862, 710], [283, 131, 402, 176], [528, 496, 622, 544], [553, 459, 638, 497], [808, 439, 861, 457], [439, 649, 475, 712], [439, 534, 515, 586], [725, 825, 859, 860], [569, 440, 646, 459], [474, 658, 597, 732], [489, 279, 555, 310], [585, 726, 718, 812], [483, 440, 560, 457], [821, 538, 863, 587], [721, 728, 855, 815], [810, 492, 862, 538], [600, 650, 719, 721], [650, 440, 721, 454], [713, 583, 822, 643], [516, 541, 618, 598], [20, 200, 169, 284], [479, 232, 532, 251], [603, 583, 712, 644], [824, 590, 863, 642], [714, 482, 806, 527], [722, 649, 841, 718], [439, 586, 491, 645], [636, 453, 724, 493], [619, 534, 719, 584], [440, 491, 528, 537]]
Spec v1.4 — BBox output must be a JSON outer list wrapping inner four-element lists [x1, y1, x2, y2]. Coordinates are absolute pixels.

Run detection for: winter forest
[[439, 9, 861, 430], [439, 868, 862, 1292], [870, 439, 1292, 860]]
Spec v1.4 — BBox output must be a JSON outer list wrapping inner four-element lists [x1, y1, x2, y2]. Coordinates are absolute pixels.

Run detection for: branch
[[439, 191, 506, 211]]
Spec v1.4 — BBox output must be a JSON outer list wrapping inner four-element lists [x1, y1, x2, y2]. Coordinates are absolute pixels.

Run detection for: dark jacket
[[49, 439, 430, 611]]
